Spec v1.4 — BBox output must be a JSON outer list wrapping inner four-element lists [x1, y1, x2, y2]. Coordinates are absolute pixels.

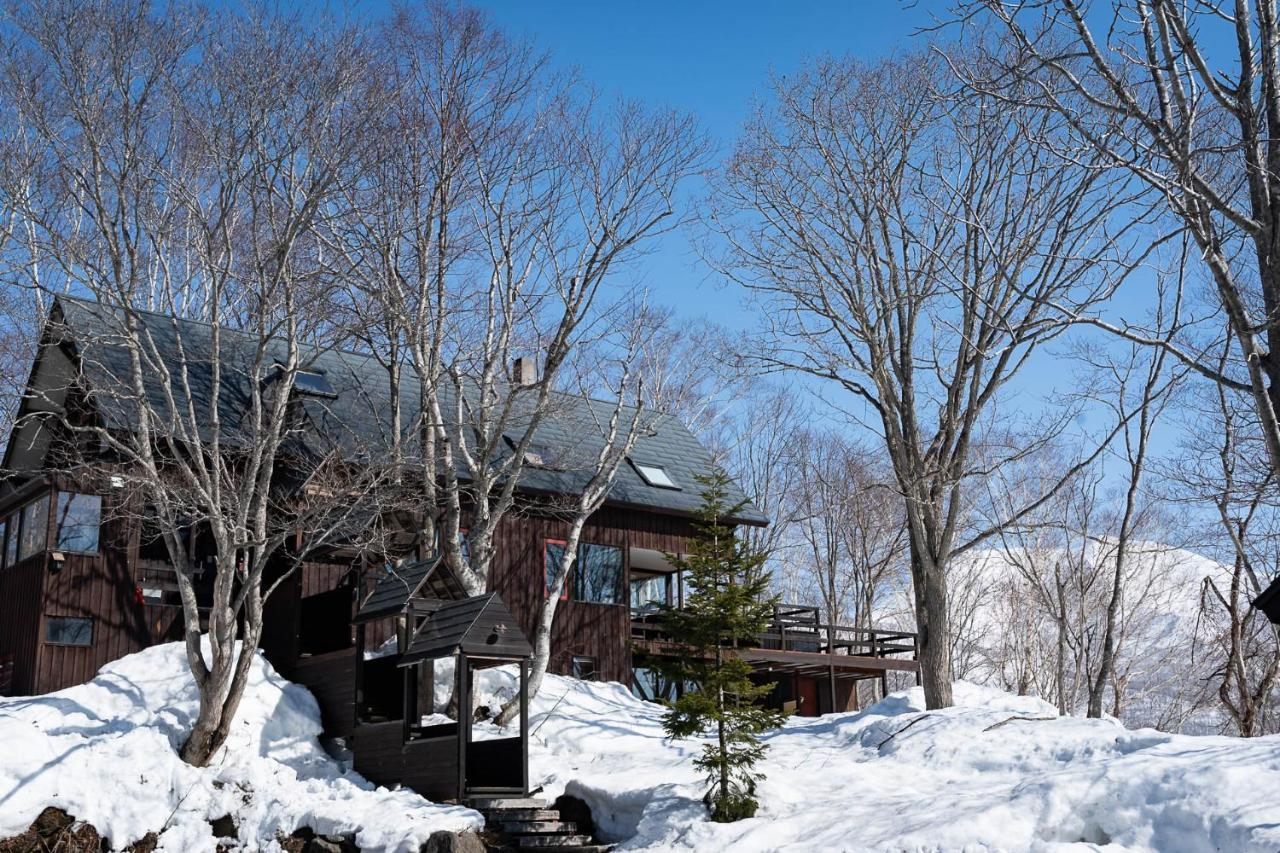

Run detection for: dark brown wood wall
[[487, 506, 695, 684], [0, 552, 48, 695], [36, 493, 175, 693]]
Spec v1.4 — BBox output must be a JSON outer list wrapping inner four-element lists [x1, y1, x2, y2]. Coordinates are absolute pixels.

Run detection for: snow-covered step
[[487, 808, 561, 822], [467, 796, 548, 809], [500, 819, 578, 834], [518, 835, 595, 848]]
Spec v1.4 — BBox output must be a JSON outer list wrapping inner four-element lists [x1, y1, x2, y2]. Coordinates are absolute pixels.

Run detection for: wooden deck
[[631, 603, 920, 679]]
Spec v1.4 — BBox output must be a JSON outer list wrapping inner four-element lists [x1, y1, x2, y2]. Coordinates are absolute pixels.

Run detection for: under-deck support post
[[827, 664, 836, 715], [457, 652, 468, 800], [520, 658, 529, 795]]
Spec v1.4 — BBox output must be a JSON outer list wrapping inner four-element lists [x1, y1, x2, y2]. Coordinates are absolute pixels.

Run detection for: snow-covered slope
[[519, 674, 1280, 852], [0, 643, 480, 852], [6, 643, 1280, 852]]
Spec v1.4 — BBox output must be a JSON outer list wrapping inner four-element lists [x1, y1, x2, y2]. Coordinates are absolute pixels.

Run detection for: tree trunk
[[913, 549, 954, 709]]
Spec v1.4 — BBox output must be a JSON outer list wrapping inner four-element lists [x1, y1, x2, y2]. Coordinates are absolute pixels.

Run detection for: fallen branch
[[982, 715, 1057, 732]]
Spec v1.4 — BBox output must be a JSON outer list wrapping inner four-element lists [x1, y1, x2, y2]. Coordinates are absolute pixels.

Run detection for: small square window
[[45, 616, 92, 646], [572, 656, 597, 681], [633, 462, 679, 490]]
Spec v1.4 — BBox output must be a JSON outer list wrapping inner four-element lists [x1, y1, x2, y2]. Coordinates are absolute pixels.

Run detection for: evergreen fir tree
[[658, 470, 785, 822]]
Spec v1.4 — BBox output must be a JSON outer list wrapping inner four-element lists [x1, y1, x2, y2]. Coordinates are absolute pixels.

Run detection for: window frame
[[632, 460, 680, 490], [17, 494, 49, 563], [3, 512, 17, 568], [54, 492, 102, 555], [543, 539, 569, 601], [571, 655, 598, 681], [575, 542, 624, 605], [44, 616, 93, 647]]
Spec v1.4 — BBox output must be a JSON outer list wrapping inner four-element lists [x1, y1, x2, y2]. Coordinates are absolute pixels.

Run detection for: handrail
[[630, 612, 918, 660]]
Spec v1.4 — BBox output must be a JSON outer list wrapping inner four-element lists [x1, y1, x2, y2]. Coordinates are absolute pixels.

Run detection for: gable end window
[[55, 493, 101, 554], [632, 461, 680, 490], [17, 495, 48, 563], [45, 616, 92, 646]]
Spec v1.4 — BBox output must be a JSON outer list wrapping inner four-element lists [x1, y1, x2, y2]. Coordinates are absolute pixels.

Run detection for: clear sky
[[467, 0, 943, 323]]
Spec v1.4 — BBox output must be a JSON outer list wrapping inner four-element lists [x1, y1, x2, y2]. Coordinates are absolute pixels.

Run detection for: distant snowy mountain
[[881, 541, 1231, 733]]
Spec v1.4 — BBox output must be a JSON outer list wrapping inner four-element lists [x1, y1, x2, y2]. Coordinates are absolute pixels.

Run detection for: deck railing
[[630, 602, 918, 662]]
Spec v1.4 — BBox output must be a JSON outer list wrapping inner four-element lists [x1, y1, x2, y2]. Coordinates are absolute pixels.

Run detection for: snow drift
[[5, 642, 1280, 852], [516, 674, 1280, 852], [0, 643, 480, 852]]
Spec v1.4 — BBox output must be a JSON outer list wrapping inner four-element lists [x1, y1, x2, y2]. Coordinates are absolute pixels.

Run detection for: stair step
[[500, 820, 578, 834], [518, 835, 595, 848], [487, 808, 561, 822], [468, 797, 548, 809]]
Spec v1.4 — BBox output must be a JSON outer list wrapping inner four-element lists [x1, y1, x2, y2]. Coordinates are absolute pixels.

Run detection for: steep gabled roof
[[46, 295, 767, 524], [398, 592, 532, 663]]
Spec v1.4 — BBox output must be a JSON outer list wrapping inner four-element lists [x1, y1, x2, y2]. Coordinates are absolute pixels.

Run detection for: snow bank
[[515, 673, 1280, 852], [0, 642, 481, 852]]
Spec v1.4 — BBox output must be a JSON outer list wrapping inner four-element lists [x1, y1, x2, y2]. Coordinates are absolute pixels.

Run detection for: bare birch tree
[[0, 0, 388, 764], [707, 49, 1142, 708]]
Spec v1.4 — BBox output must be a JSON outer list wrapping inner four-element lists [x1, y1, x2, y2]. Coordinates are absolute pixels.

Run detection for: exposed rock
[[278, 827, 361, 853], [209, 814, 237, 841], [419, 829, 486, 853]]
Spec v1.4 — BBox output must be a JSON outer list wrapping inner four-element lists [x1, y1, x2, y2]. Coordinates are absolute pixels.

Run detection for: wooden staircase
[[467, 797, 610, 852]]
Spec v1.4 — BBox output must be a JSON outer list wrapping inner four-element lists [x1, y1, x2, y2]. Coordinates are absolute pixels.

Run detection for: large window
[[545, 540, 623, 605], [45, 616, 92, 646], [578, 543, 623, 604], [17, 495, 48, 563], [55, 493, 101, 553], [630, 573, 669, 612]]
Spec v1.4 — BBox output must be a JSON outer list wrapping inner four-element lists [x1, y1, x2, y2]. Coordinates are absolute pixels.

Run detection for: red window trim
[[544, 538, 569, 601]]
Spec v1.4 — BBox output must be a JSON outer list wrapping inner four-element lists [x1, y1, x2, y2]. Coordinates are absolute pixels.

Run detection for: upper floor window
[[0, 519, 6, 570], [578, 543, 623, 604], [633, 461, 679, 490], [545, 540, 624, 605], [4, 513, 16, 567], [55, 493, 101, 554], [17, 495, 48, 563]]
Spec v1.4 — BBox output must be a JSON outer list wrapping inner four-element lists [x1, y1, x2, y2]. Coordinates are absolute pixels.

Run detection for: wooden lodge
[[0, 296, 920, 797]]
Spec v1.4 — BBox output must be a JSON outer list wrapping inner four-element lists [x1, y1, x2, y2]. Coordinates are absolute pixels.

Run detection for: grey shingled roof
[[397, 592, 532, 663], [50, 296, 767, 524]]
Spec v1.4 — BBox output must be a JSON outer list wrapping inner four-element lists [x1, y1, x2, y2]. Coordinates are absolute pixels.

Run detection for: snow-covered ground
[[0, 643, 480, 852], [5, 643, 1280, 852], [515, 673, 1280, 852]]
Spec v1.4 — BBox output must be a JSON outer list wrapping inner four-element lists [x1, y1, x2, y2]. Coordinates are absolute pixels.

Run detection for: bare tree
[[706, 49, 1141, 708], [968, 0, 1280, 472], [784, 429, 905, 636], [0, 0, 387, 765], [1171, 338, 1280, 735]]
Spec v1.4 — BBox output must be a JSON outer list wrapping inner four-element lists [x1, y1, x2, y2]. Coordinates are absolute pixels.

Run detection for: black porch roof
[[353, 554, 468, 624], [398, 592, 532, 664]]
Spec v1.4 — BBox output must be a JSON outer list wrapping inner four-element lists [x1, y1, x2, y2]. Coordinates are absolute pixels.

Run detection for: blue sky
[[468, 0, 942, 322]]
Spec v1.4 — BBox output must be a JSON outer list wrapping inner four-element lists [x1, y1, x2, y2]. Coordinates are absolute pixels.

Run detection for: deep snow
[[514, 674, 1280, 852], [0, 642, 480, 852], [4, 642, 1280, 852]]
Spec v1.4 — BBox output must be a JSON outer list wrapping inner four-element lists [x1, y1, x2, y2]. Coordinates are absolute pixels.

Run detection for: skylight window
[[274, 363, 336, 398], [634, 461, 679, 490]]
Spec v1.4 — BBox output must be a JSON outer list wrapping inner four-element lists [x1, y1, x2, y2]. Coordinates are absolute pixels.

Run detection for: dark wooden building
[[0, 297, 917, 723]]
